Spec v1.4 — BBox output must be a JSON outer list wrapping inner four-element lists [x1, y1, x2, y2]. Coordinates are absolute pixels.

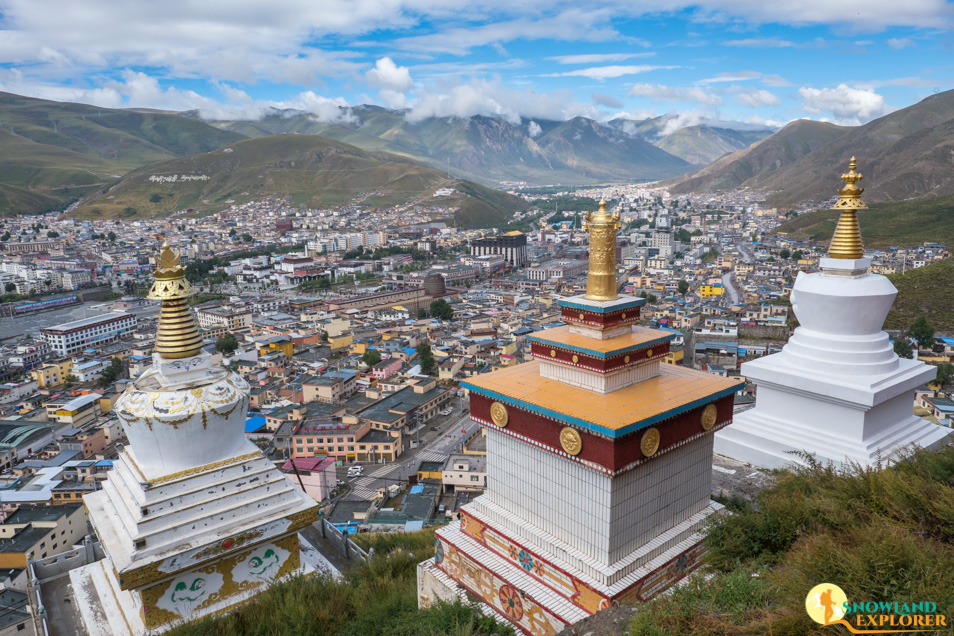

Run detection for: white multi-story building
[[40, 312, 137, 356]]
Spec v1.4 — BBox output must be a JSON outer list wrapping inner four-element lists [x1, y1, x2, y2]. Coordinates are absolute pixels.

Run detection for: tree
[[909, 316, 935, 350], [0, 232, 8, 242], [107, 231, 116, 242], [215, 333, 239, 355], [241, 234, 253, 242], [47, 230, 59, 238], [4, 283, 14, 293], [362, 350, 382, 367], [429, 298, 454, 321], [779, 249, 791, 260], [935, 363, 954, 389], [228, 229, 237, 237], [99, 357, 125, 386], [417, 342, 436, 374], [149, 193, 162, 203], [677, 279, 690, 296], [792, 250, 804, 261], [63, 373, 78, 388], [646, 293, 658, 303], [894, 337, 914, 359]]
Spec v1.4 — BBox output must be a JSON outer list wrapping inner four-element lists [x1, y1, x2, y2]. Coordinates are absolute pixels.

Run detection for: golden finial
[[584, 199, 621, 302], [829, 156, 866, 260], [147, 242, 202, 359], [156, 241, 180, 269]]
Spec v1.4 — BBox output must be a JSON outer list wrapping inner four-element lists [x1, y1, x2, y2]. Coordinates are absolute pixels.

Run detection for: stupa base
[[418, 502, 722, 635], [70, 532, 318, 635]]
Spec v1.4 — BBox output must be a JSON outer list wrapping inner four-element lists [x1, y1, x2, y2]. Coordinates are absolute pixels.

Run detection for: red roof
[[282, 456, 336, 472]]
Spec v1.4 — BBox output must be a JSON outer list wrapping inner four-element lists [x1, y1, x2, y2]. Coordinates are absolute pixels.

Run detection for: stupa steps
[[468, 496, 717, 589]]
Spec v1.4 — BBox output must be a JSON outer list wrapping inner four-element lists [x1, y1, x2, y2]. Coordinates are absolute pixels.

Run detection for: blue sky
[[0, 0, 951, 128]]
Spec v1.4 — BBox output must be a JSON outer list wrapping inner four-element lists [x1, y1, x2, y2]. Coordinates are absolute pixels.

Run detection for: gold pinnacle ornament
[[828, 157, 867, 260], [147, 242, 203, 359], [584, 198, 621, 302]]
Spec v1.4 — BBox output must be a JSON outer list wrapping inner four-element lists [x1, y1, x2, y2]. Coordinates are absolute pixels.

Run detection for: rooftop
[[463, 360, 739, 438], [40, 311, 132, 333]]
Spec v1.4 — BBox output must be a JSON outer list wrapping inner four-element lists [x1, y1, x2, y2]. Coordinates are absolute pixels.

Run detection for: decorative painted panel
[[138, 533, 301, 629], [434, 534, 564, 636]]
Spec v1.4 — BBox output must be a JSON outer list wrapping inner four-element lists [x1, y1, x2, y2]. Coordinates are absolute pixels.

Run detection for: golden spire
[[147, 242, 203, 359], [828, 157, 867, 260], [584, 198, 621, 302]]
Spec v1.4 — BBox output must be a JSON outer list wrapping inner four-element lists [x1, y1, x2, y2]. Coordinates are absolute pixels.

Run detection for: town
[[0, 182, 951, 634]]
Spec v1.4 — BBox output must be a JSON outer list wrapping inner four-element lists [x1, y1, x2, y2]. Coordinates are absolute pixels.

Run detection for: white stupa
[[71, 243, 318, 635], [715, 159, 950, 469]]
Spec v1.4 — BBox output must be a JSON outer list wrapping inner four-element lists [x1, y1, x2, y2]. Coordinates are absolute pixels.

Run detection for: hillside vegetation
[[0, 92, 244, 215], [631, 445, 954, 634], [886, 257, 954, 331], [773, 194, 954, 248], [72, 134, 527, 228], [169, 528, 513, 636]]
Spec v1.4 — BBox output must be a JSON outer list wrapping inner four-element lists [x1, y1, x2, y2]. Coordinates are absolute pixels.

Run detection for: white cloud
[[887, 37, 916, 49], [628, 83, 723, 106], [546, 64, 677, 80], [547, 52, 652, 65], [527, 121, 542, 137], [798, 84, 890, 124], [406, 77, 599, 123], [591, 92, 624, 108], [736, 89, 780, 107], [698, 71, 761, 84], [724, 37, 794, 48], [365, 57, 414, 92]]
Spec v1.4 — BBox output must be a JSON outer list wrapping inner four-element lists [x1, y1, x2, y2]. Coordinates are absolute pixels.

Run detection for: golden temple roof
[[829, 157, 866, 260], [463, 361, 739, 437]]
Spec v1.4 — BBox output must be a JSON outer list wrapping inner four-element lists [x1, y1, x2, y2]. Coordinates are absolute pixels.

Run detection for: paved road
[[722, 271, 740, 305], [0, 299, 115, 341], [344, 406, 480, 500]]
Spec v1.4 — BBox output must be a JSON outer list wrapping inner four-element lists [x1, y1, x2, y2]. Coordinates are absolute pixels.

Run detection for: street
[[340, 406, 480, 501]]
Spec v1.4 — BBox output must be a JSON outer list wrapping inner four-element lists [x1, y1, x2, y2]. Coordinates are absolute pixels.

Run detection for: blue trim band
[[557, 297, 645, 313], [461, 381, 738, 439], [527, 333, 673, 359]]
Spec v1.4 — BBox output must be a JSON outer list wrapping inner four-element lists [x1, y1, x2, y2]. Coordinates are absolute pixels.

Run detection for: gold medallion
[[560, 427, 583, 456], [646, 349, 653, 357], [701, 404, 718, 431], [572, 354, 579, 363], [579, 313, 585, 320], [621, 313, 626, 319], [640, 428, 660, 457], [490, 402, 509, 427], [624, 355, 630, 363], [550, 349, 557, 357]]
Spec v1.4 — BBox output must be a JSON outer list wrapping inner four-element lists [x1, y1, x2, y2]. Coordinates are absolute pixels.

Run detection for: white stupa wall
[[716, 265, 951, 469], [480, 426, 712, 582]]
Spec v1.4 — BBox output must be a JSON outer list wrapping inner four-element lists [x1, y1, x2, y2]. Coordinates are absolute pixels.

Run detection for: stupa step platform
[[71, 557, 145, 636], [716, 408, 952, 470], [463, 360, 739, 440], [433, 522, 588, 634], [466, 496, 721, 590]]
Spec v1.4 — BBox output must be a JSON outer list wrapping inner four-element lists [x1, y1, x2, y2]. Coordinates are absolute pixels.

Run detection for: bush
[[167, 529, 513, 636]]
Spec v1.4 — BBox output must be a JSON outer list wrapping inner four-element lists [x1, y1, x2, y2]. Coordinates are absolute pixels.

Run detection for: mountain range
[[668, 89, 954, 208]]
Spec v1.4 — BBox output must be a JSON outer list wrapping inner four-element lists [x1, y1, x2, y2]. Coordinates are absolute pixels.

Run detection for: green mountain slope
[[654, 126, 772, 165], [773, 194, 954, 247], [72, 134, 527, 227], [0, 183, 64, 215], [0, 92, 246, 214], [668, 119, 851, 194], [886, 257, 954, 331], [762, 89, 954, 207]]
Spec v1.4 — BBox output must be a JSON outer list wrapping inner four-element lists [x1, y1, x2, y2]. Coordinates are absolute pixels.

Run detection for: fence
[[319, 518, 370, 562]]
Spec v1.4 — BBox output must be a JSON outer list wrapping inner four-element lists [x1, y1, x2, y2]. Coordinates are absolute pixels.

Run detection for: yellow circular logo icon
[[805, 583, 847, 625]]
